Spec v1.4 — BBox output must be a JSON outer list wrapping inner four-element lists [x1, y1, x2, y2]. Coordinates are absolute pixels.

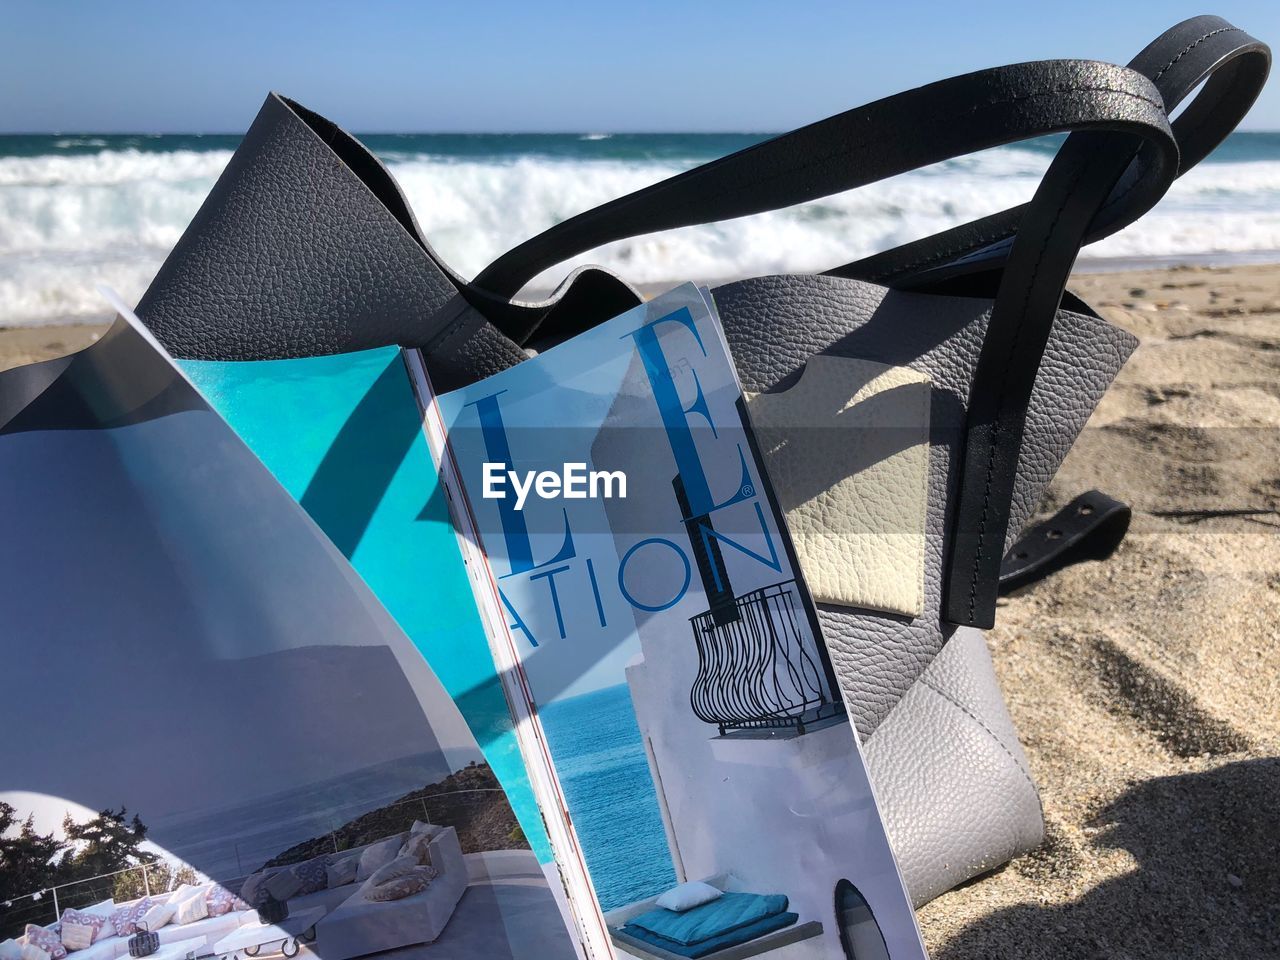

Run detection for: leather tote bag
[[132, 15, 1269, 905]]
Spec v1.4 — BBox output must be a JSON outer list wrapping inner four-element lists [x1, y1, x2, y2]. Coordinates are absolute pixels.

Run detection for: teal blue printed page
[[181, 348, 551, 863]]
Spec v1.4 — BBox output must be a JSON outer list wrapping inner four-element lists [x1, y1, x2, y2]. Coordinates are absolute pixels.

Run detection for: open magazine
[[0, 298, 581, 960], [96, 285, 929, 959], [409, 285, 928, 960]]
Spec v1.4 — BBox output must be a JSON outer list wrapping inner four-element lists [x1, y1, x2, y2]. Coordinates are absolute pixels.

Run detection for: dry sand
[[1, 263, 1275, 957], [919, 264, 1280, 958], [0, 323, 103, 373]]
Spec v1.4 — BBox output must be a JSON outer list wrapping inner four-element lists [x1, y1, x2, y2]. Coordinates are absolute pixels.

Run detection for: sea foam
[[1, 140, 1277, 327]]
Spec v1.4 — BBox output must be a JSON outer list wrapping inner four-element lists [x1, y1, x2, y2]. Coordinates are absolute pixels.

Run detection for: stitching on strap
[[964, 155, 1097, 623], [875, 28, 1241, 281], [871, 227, 1011, 281], [1089, 28, 1241, 219], [1153, 26, 1236, 81], [422, 297, 483, 356]]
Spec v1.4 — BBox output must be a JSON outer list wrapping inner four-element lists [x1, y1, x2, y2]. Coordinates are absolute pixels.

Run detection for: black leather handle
[[832, 16, 1270, 289], [465, 21, 1270, 628], [936, 17, 1268, 627], [466, 58, 1179, 629], [941, 118, 1172, 627], [472, 59, 1175, 332], [469, 18, 1267, 348]]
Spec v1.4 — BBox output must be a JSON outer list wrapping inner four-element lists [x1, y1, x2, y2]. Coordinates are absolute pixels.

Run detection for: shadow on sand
[[933, 758, 1280, 960]]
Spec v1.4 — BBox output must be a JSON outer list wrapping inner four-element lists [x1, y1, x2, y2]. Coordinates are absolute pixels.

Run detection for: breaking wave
[[1, 133, 1277, 326]]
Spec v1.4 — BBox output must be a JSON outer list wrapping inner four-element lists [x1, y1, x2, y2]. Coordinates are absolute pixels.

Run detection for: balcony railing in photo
[[689, 579, 844, 736]]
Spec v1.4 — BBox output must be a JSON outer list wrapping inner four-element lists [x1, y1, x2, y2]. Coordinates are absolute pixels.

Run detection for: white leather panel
[[747, 355, 930, 617]]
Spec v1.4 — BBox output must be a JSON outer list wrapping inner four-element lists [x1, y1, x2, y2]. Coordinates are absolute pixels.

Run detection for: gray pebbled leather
[[136, 108, 446, 357], [864, 627, 1043, 907], [712, 275, 1137, 738]]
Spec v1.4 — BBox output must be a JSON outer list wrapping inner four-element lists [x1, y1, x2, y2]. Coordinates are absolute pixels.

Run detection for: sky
[[1, 0, 1277, 133]]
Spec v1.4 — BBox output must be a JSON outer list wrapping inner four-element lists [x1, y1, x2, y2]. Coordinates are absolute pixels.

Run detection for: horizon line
[[2, 127, 1279, 138], [1, 129, 782, 138]]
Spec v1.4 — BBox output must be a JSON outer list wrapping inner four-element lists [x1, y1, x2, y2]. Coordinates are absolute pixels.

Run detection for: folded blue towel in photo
[[626, 892, 789, 946], [621, 911, 799, 958]]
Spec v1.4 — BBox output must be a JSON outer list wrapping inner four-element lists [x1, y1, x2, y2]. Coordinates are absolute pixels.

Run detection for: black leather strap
[[940, 20, 1268, 627], [940, 118, 1169, 627], [999, 490, 1131, 592], [468, 18, 1268, 346], [468, 19, 1271, 627], [830, 16, 1270, 289], [465, 60, 1180, 629], [472, 59, 1176, 343]]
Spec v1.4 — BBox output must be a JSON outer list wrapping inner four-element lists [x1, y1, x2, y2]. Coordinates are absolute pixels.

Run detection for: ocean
[[1, 131, 1278, 328], [538, 683, 677, 912], [137, 685, 677, 909], [145, 751, 455, 882]]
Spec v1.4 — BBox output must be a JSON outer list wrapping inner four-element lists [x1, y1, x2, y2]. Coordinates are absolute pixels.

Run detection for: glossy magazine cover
[[424, 285, 927, 960]]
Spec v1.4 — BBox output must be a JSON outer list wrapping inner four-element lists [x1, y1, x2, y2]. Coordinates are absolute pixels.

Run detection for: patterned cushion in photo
[[237, 872, 276, 909], [22, 926, 66, 960], [79, 902, 115, 921], [55, 927, 90, 954], [204, 886, 237, 918], [364, 870, 431, 903], [398, 832, 433, 866], [325, 855, 359, 890], [108, 900, 151, 939], [57, 911, 107, 947], [290, 857, 328, 896], [355, 834, 406, 883], [364, 855, 420, 888]]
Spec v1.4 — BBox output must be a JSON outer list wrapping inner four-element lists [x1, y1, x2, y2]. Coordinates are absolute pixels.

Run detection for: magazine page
[[406, 357, 613, 960], [421, 285, 928, 960], [0, 301, 582, 960], [175, 341, 556, 877]]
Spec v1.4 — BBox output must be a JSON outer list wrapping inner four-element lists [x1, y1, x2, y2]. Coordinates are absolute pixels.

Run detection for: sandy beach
[[919, 263, 1280, 958], [2, 262, 1275, 957]]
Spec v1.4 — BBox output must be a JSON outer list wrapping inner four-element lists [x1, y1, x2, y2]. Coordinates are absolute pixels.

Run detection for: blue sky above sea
[[2, 1, 1278, 133]]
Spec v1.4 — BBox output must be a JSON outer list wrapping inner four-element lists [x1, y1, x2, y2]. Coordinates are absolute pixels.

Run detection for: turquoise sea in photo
[[538, 683, 677, 912], [2, 131, 1279, 328]]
